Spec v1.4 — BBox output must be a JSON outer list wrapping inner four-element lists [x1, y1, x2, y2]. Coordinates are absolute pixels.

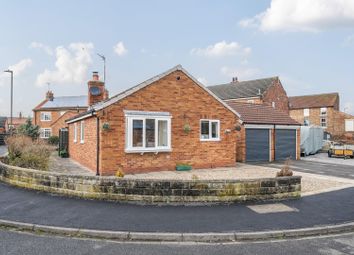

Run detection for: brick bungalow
[[4, 114, 27, 132], [289, 93, 354, 140], [208, 76, 289, 113], [227, 102, 301, 162], [33, 91, 90, 139], [66, 65, 241, 175]]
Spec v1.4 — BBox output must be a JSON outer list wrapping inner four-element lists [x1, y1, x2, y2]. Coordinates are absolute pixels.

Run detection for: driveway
[[258, 158, 354, 180], [302, 152, 354, 166]]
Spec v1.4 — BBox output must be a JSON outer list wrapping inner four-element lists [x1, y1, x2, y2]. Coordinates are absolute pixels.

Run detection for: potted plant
[[183, 123, 191, 134], [176, 163, 192, 171]]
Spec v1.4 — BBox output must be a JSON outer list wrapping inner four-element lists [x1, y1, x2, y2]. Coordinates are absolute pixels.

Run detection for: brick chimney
[[88, 72, 107, 106], [46, 91, 54, 101]]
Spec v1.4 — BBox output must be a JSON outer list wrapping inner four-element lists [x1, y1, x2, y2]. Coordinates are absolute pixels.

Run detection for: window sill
[[125, 148, 172, 154], [80, 141, 84, 144], [40, 120, 52, 122], [200, 139, 221, 142]]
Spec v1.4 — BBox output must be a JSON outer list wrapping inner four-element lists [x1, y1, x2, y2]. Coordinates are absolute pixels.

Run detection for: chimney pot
[[92, 71, 99, 81], [46, 91, 54, 101], [232, 77, 238, 83]]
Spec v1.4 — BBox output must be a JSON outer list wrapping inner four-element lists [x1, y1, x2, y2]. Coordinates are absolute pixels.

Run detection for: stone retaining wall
[[0, 160, 301, 204]]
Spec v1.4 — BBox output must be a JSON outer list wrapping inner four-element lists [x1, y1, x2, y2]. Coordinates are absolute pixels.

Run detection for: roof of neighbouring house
[[8, 117, 27, 126], [208, 77, 278, 100], [66, 65, 242, 124], [0, 117, 6, 128], [227, 102, 300, 125], [38, 95, 88, 110], [289, 93, 339, 109]]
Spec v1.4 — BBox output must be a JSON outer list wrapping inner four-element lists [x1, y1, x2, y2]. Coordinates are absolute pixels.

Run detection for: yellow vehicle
[[328, 143, 354, 159]]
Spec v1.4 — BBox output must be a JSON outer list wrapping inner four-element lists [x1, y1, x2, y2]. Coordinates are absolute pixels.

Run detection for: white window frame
[[304, 108, 310, 117], [200, 119, 221, 141], [125, 113, 172, 153], [80, 121, 85, 144], [272, 102, 276, 108], [320, 107, 327, 116], [73, 123, 77, 143], [320, 117, 327, 128], [40, 112, 52, 121], [40, 128, 51, 139], [247, 100, 255, 104], [345, 119, 354, 132]]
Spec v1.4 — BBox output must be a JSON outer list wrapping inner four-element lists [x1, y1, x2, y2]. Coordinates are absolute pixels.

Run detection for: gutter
[[66, 110, 95, 124]]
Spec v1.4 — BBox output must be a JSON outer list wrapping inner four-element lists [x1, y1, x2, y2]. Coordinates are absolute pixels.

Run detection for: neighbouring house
[[33, 91, 90, 139], [208, 76, 290, 113], [4, 113, 27, 132], [66, 65, 241, 176], [289, 93, 354, 140], [226, 102, 301, 162]]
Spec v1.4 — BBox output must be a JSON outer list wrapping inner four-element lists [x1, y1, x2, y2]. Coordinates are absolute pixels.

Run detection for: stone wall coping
[[0, 160, 301, 183]]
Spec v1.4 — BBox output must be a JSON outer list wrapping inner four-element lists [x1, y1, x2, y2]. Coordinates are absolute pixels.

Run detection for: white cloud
[[0, 58, 32, 87], [197, 77, 208, 85], [239, 0, 354, 32], [36, 42, 94, 87], [191, 41, 251, 57], [113, 42, 128, 56], [29, 42, 53, 55], [220, 66, 260, 80]]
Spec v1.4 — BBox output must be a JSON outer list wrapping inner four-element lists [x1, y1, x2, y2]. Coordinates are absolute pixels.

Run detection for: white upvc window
[[200, 119, 220, 141], [320, 107, 327, 116], [80, 121, 85, 143], [125, 111, 171, 153], [73, 123, 77, 143], [40, 112, 51, 121], [272, 102, 276, 108], [304, 108, 310, 117], [247, 100, 255, 104], [345, 119, 354, 132], [320, 117, 327, 128], [40, 128, 51, 139]]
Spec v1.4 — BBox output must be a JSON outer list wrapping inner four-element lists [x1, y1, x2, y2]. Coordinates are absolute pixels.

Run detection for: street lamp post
[[4, 69, 13, 133]]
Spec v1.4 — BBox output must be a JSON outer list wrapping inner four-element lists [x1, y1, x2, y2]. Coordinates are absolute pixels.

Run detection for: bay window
[[125, 111, 171, 152], [200, 119, 220, 141]]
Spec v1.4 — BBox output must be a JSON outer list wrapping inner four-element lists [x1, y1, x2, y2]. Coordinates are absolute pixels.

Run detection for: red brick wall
[[34, 109, 86, 137], [89, 70, 238, 175], [262, 79, 289, 113], [68, 117, 97, 172]]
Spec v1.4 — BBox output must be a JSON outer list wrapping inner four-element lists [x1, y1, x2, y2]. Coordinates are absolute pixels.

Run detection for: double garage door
[[246, 128, 296, 162]]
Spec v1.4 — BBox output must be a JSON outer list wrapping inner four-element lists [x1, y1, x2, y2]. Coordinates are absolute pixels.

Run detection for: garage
[[246, 128, 270, 162], [275, 129, 297, 161], [226, 103, 301, 163]]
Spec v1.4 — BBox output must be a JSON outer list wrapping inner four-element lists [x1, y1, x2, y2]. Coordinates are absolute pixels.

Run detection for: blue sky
[[0, 0, 353, 117]]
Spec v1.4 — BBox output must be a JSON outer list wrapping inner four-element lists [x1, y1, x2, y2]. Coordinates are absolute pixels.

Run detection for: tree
[[16, 118, 40, 139]]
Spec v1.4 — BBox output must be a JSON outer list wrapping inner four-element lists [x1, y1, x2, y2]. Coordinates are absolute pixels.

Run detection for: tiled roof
[[208, 77, 278, 100], [227, 102, 300, 125], [40, 96, 88, 109], [289, 93, 339, 109], [9, 117, 27, 126]]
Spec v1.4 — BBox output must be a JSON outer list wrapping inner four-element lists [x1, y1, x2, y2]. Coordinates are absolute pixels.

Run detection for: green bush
[[5, 135, 52, 171], [48, 136, 59, 146], [16, 118, 40, 139]]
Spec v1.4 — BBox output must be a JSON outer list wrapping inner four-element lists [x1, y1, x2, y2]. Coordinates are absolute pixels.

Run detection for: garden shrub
[[5, 135, 52, 171], [276, 158, 293, 177], [48, 136, 59, 146]]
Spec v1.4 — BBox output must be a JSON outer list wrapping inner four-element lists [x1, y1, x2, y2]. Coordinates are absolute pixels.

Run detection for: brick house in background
[[4, 113, 27, 132], [208, 76, 290, 113], [33, 91, 88, 139], [66, 65, 240, 176], [289, 93, 354, 140]]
